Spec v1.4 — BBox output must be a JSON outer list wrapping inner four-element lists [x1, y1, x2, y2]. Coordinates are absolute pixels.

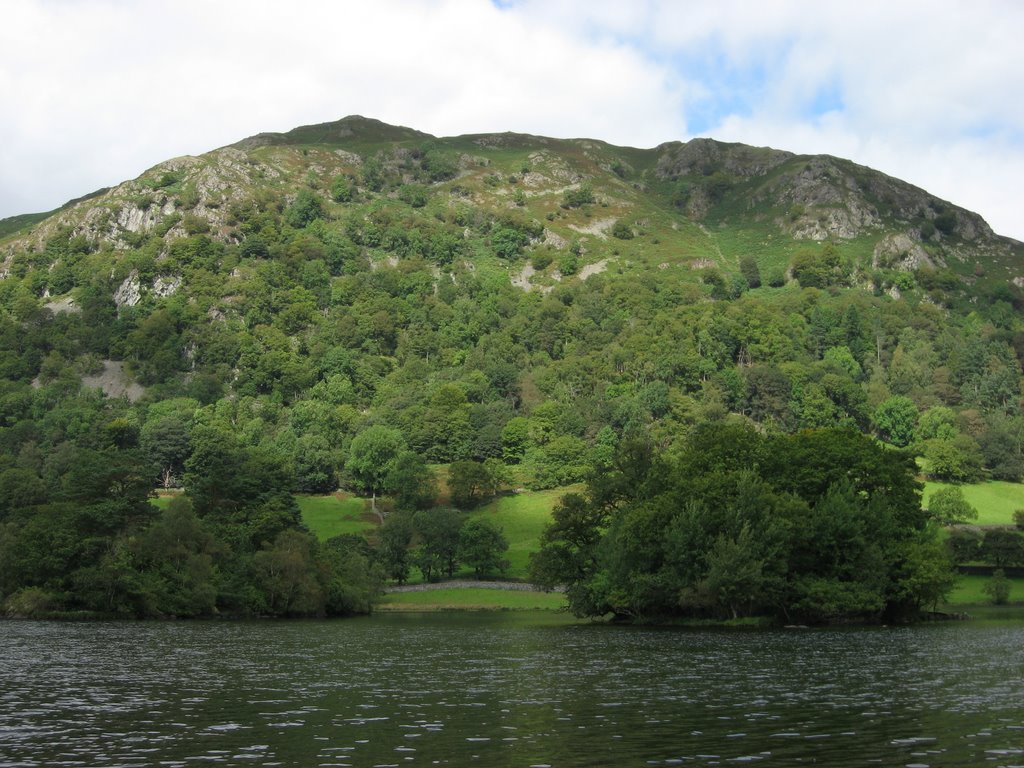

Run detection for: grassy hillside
[[923, 481, 1024, 526], [466, 487, 575, 579], [944, 574, 1023, 607], [297, 493, 376, 538], [297, 485, 569, 581]]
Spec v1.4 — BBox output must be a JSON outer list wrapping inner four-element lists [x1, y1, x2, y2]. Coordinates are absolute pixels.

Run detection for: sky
[[2, 0, 1022, 240]]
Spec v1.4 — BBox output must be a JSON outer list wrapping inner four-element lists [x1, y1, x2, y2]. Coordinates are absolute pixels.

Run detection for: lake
[[1, 613, 1022, 767]]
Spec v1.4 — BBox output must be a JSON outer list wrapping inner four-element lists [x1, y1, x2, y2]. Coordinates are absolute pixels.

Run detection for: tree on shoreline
[[533, 426, 951, 623]]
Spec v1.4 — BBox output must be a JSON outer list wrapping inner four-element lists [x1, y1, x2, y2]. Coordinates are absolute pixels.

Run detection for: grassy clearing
[[943, 574, 1024, 606], [923, 480, 1024, 526], [295, 484, 568, 580], [379, 588, 567, 611], [297, 493, 376, 539], [150, 491, 182, 510], [466, 486, 575, 580]]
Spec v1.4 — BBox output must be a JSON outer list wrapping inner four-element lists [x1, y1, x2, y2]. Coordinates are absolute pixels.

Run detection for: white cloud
[[1, 0, 1021, 241], [507, 0, 1024, 240], [0, 0, 684, 221]]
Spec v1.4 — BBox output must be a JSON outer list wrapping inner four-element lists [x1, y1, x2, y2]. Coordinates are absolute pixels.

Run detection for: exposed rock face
[[44, 297, 79, 314], [543, 228, 568, 249], [153, 275, 182, 298], [656, 138, 793, 180], [116, 198, 177, 234], [82, 360, 144, 402], [569, 217, 616, 239], [654, 139, 1001, 247], [774, 156, 994, 244], [511, 262, 536, 291], [527, 150, 579, 183], [114, 271, 141, 307], [873, 232, 937, 271], [333, 149, 363, 166], [16, 145, 319, 253], [789, 205, 880, 241], [578, 259, 609, 280]]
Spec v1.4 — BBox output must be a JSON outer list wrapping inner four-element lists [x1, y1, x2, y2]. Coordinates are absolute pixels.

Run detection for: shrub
[[286, 189, 325, 228], [530, 251, 553, 271], [558, 253, 579, 276], [330, 175, 354, 203], [561, 183, 595, 209], [980, 529, 1024, 568], [492, 226, 530, 259], [177, 185, 200, 209], [946, 528, 982, 564], [4, 587, 58, 618], [934, 211, 957, 236], [398, 184, 428, 208], [1015, 509, 1024, 530], [180, 214, 210, 235], [153, 170, 181, 189], [739, 255, 761, 288], [420, 148, 458, 182], [611, 220, 634, 240], [982, 569, 1011, 605]]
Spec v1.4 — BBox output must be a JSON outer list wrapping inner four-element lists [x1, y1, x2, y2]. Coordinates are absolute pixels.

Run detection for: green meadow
[[296, 484, 571, 581], [944, 573, 1024, 607], [378, 587, 567, 611], [465, 487, 576, 579], [296, 493, 376, 539], [922, 480, 1024, 526]]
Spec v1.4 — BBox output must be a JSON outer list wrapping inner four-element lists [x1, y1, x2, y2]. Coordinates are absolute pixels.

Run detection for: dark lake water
[[1, 612, 1022, 767]]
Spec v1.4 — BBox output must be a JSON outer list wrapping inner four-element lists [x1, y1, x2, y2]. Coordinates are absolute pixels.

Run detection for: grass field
[[296, 484, 568, 584], [378, 587, 567, 611], [150, 491, 180, 510], [923, 480, 1024, 526], [943, 574, 1024, 607], [466, 486, 576, 580], [297, 493, 376, 539]]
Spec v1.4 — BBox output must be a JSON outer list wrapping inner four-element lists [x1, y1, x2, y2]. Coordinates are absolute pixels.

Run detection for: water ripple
[[1, 618, 1022, 767]]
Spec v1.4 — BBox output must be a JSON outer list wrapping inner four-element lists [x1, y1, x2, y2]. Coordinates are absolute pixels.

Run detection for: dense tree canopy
[[532, 426, 950, 623]]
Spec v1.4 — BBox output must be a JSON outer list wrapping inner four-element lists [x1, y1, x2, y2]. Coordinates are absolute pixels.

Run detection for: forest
[[532, 424, 949, 623], [0, 118, 1022, 619]]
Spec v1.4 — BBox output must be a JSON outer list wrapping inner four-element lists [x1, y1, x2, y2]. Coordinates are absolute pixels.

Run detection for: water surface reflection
[[1, 614, 1022, 767]]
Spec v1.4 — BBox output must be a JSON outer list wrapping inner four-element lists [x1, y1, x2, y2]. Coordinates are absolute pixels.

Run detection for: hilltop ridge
[[3, 115, 1018, 287]]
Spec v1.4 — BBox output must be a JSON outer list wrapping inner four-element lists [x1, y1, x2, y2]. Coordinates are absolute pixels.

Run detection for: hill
[[1, 116, 1023, 619]]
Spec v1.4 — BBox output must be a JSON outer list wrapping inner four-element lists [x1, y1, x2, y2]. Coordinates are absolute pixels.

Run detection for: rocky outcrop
[[114, 271, 141, 307], [0, 117, 1016, 292], [153, 275, 182, 298], [873, 232, 938, 271], [81, 360, 144, 402], [656, 138, 793, 180]]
